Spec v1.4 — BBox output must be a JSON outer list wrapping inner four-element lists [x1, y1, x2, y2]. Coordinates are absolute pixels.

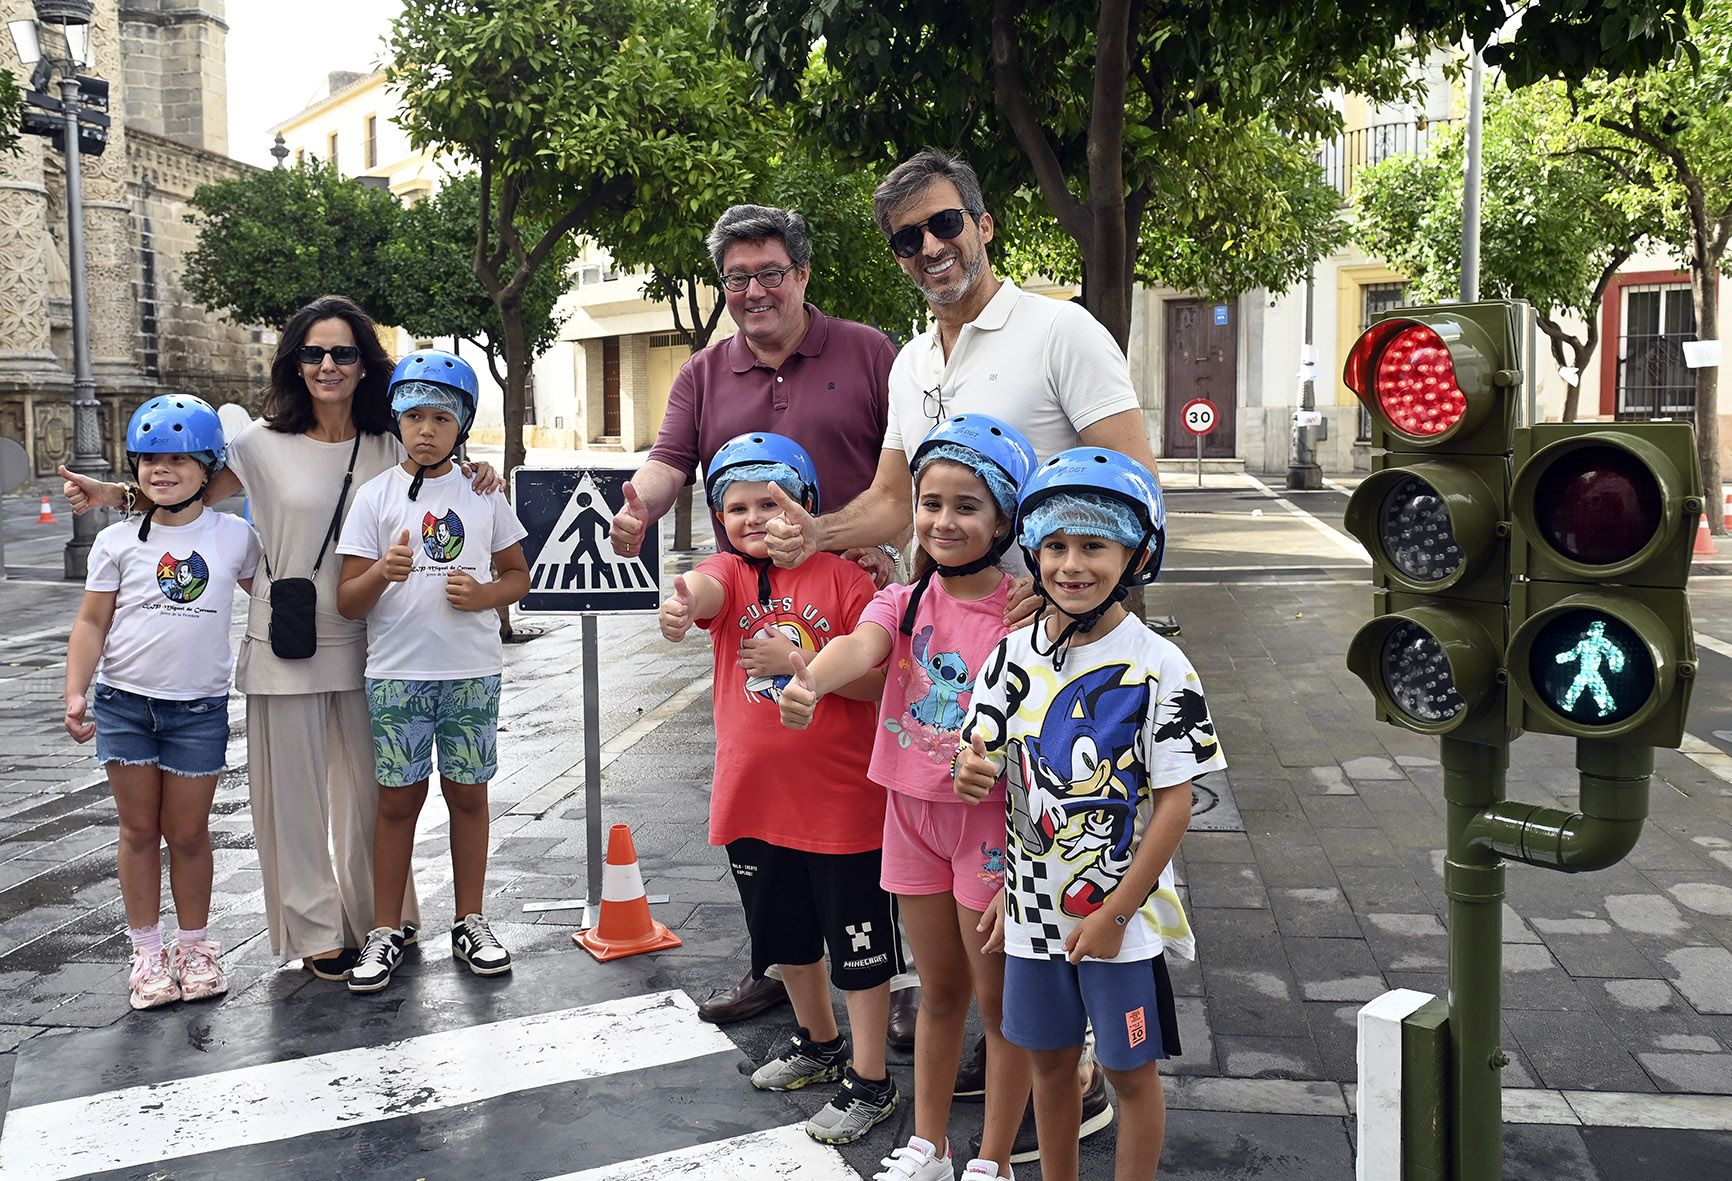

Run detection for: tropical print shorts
[[364, 676, 501, 787]]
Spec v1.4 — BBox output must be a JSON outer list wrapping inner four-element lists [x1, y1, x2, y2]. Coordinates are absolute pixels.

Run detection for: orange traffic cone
[[573, 824, 682, 962], [35, 495, 56, 524], [1694, 515, 1717, 557]]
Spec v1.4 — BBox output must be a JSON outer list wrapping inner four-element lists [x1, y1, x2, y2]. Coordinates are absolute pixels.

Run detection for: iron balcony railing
[[1321, 119, 1457, 198]]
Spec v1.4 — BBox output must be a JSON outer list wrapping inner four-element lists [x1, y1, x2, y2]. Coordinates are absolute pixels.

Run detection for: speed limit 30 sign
[[1181, 398, 1219, 436]]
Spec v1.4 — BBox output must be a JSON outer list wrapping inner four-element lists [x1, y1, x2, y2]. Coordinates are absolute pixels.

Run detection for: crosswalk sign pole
[[581, 613, 604, 921]]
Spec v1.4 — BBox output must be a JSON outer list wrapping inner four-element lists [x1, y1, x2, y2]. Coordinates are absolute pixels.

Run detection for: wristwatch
[[877, 542, 904, 579]]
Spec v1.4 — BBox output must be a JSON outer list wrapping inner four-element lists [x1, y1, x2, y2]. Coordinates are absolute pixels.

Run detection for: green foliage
[[0, 68, 22, 157], [184, 161, 404, 329], [386, 174, 575, 380]]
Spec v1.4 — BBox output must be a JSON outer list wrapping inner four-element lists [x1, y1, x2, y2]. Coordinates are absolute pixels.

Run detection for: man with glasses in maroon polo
[[610, 204, 910, 1032], [765, 147, 1160, 1170]]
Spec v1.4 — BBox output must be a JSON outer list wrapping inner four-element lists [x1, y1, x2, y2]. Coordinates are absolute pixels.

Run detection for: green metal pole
[[1441, 736, 1508, 1181]]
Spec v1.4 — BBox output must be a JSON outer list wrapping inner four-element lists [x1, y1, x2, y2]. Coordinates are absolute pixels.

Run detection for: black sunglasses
[[296, 345, 362, 366], [888, 208, 980, 258]]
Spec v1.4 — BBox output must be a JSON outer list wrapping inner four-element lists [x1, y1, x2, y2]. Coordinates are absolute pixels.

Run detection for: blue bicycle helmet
[[898, 414, 1038, 634], [126, 394, 226, 471], [704, 431, 821, 514], [1016, 448, 1166, 585], [389, 349, 480, 499], [125, 394, 226, 541]]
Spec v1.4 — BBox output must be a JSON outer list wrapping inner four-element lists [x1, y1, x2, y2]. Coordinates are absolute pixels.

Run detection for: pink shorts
[[880, 790, 1007, 913]]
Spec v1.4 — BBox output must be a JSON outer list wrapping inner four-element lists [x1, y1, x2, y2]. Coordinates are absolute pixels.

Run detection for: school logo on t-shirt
[[155, 551, 209, 603], [422, 510, 464, 563]]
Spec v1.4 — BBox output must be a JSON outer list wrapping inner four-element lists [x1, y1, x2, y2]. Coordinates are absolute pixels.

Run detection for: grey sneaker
[[451, 914, 512, 976], [805, 1066, 901, 1144], [750, 1028, 849, 1091], [348, 926, 404, 994]]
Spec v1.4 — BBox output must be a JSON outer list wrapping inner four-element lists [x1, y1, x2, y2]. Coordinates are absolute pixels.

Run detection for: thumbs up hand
[[954, 730, 999, 805], [763, 483, 818, 569], [779, 650, 820, 730], [659, 573, 695, 642], [611, 481, 649, 556], [384, 528, 415, 582]]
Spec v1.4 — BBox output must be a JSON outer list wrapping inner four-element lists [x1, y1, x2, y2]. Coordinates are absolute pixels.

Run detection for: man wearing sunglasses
[[767, 148, 1158, 577]]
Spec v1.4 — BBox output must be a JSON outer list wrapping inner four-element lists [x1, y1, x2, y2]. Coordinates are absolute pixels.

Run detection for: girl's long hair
[[261, 295, 395, 436]]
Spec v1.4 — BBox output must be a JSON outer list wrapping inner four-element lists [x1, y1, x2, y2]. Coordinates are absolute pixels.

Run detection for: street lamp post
[[7, 1, 111, 579]]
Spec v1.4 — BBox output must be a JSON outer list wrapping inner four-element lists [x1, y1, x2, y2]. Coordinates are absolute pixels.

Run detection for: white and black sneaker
[[451, 914, 512, 976], [805, 1066, 901, 1144], [750, 1028, 850, 1091], [348, 926, 404, 994]]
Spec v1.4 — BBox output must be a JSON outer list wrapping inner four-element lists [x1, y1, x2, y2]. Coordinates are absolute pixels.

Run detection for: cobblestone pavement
[[1, 479, 1730, 1178]]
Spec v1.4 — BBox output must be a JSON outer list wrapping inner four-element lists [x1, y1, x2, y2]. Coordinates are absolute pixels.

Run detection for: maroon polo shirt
[[648, 304, 897, 531]]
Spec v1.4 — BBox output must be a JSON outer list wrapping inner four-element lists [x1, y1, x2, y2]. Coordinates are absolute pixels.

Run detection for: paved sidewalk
[[1, 480, 1730, 1177]]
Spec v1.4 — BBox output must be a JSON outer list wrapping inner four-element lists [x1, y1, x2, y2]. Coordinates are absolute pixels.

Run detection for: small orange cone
[[1694, 516, 1717, 558], [35, 495, 56, 524], [573, 824, 682, 962]]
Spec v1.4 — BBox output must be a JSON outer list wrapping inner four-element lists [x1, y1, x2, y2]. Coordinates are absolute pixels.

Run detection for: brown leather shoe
[[696, 969, 789, 1025], [887, 985, 919, 1050]]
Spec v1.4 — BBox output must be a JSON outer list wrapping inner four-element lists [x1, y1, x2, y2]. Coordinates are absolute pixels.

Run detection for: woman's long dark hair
[[262, 295, 396, 435]]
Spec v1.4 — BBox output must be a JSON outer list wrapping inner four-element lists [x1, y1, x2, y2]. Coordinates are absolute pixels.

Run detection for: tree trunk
[[498, 291, 530, 481], [1692, 255, 1723, 533]]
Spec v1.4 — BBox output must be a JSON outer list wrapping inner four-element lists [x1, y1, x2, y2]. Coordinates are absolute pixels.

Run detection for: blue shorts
[[1002, 954, 1182, 1072], [365, 676, 501, 787], [90, 684, 229, 778]]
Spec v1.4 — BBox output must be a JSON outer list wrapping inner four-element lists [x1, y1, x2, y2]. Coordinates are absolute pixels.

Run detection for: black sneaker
[[348, 927, 405, 994], [401, 922, 420, 947], [303, 948, 360, 981], [750, 1028, 850, 1091], [451, 914, 512, 976], [953, 1034, 986, 1100], [968, 1060, 1114, 1164], [804, 1066, 900, 1144]]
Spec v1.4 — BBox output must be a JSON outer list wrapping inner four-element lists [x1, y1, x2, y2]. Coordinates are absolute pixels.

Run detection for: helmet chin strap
[[136, 479, 207, 542], [407, 435, 468, 501], [1027, 538, 1150, 671], [899, 548, 1001, 635]]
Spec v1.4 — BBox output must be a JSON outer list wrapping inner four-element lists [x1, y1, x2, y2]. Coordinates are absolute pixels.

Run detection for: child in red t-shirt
[[657, 431, 899, 1146]]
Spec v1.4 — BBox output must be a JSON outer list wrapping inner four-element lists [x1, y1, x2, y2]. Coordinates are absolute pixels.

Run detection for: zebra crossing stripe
[[0, 991, 734, 1181], [543, 1123, 857, 1179]]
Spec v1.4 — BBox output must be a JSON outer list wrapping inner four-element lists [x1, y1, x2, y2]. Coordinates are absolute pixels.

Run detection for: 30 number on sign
[[1182, 398, 1218, 436]]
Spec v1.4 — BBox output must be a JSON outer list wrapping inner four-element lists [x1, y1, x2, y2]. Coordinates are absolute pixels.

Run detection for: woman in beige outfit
[[65, 295, 496, 979]]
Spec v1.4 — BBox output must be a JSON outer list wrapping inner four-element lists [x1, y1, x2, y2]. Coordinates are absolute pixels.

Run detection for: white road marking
[[1240, 472, 1371, 564], [0, 991, 735, 1181], [542, 1124, 857, 1180], [1693, 630, 1732, 661]]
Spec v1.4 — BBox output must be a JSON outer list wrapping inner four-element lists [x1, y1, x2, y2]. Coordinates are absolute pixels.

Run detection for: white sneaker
[[874, 1136, 954, 1181], [128, 945, 181, 1010], [451, 914, 512, 976], [961, 1161, 1011, 1179]]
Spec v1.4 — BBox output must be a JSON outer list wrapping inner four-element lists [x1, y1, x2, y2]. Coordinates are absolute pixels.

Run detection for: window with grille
[[1357, 282, 1408, 441], [1616, 284, 1696, 420], [364, 116, 378, 170], [326, 131, 338, 166], [648, 331, 693, 349]]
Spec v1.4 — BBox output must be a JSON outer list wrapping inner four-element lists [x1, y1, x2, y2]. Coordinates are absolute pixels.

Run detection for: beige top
[[227, 422, 405, 695]]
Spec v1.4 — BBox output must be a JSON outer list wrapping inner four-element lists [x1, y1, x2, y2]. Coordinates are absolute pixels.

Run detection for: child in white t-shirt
[[64, 395, 262, 1011], [335, 350, 528, 994]]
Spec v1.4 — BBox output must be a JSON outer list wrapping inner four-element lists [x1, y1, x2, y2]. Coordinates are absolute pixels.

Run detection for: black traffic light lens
[[1533, 445, 1662, 565], [1527, 610, 1653, 725], [1378, 474, 1462, 583], [1381, 620, 1464, 722]]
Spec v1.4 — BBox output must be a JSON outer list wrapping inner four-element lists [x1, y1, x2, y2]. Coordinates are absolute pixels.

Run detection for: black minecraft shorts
[[726, 837, 902, 991]]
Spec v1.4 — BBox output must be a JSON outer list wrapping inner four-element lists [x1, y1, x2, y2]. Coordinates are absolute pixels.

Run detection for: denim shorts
[[365, 676, 501, 787], [1002, 953, 1182, 1071], [90, 684, 230, 777]]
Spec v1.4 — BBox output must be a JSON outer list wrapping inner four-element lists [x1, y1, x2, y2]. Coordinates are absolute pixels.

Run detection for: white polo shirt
[[883, 279, 1142, 461]]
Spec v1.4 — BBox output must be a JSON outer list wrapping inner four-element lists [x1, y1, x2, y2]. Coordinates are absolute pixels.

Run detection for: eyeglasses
[[922, 386, 947, 422], [296, 345, 362, 366], [888, 208, 980, 259], [719, 264, 798, 293]]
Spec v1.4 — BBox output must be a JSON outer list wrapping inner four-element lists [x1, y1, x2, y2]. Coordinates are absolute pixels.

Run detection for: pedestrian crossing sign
[[511, 467, 661, 613]]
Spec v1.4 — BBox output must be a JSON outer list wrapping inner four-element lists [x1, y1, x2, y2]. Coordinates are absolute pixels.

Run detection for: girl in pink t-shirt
[[779, 414, 1036, 1181]]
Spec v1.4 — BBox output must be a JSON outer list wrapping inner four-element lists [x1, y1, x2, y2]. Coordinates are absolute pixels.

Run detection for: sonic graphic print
[[960, 617, 1226, 963]]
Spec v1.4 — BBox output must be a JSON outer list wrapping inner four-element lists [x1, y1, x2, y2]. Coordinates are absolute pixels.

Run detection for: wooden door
[[1162, 299, 1237, 458], [601, 336, 621, 437]]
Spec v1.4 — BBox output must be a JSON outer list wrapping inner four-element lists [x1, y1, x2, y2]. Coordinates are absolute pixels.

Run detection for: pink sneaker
[[171, 938, 228, 1002], [128, 946, 181, 1010]]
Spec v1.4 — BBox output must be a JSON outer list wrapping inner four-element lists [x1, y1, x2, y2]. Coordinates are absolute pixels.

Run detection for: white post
[[1357, 988, 1436, 1180]]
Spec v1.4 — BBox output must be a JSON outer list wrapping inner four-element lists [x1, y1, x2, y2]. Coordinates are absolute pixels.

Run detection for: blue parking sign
[[511, 467, 661, 613]]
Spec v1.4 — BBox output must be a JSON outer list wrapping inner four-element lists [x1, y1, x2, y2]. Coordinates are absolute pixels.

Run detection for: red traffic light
[[1344, 306, 1517, 452], [1359, 323, 1467, 438], [1531, 445, 1662, 566]]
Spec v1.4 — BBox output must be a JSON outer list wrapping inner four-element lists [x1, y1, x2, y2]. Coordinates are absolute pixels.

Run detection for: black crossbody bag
[[267, 433, 361, 660]]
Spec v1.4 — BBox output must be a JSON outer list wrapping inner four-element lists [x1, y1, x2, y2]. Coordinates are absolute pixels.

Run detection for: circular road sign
[[1181, 398, 1218, 436]]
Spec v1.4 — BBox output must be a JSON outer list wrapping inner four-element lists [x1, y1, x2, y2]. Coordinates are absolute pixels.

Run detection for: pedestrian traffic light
[[1342, 301, 1526, 746], [1506, 422, 1701, 746]]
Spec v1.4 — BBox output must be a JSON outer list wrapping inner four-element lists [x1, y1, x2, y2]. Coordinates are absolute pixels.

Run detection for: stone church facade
[[0, 0, 271, 478]]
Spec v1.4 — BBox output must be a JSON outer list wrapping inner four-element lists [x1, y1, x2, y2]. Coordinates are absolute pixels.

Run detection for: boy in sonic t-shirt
[[335, 350, 528, 995]]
